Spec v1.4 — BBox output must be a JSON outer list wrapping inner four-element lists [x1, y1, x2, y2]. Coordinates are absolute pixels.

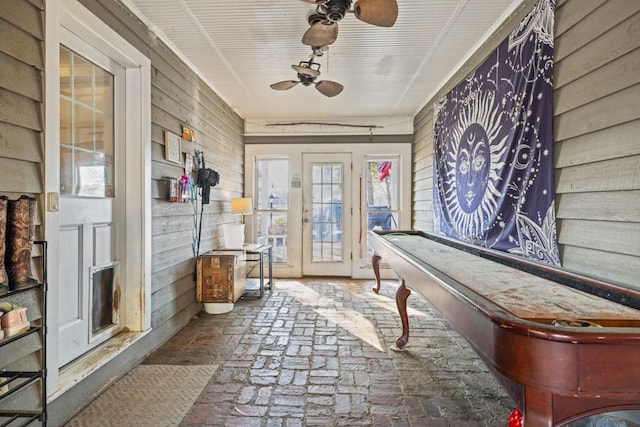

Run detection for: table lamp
[[231, 197, 253, 224], [223, 198, 253, 248]]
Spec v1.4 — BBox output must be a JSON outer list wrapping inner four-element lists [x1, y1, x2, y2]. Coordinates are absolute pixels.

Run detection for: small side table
[[218, 243, 272, 298]]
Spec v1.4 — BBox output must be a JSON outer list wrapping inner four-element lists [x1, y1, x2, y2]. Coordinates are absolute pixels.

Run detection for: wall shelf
[[0, 241, 47, 426]]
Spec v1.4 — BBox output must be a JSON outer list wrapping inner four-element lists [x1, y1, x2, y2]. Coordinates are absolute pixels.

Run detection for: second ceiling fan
[[270, 60, 344, 97], [300, 0, 398, 46]]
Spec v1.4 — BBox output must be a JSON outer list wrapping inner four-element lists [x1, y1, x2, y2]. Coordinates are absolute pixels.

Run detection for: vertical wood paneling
[[412, 0, 640, 290], [79, 0, 245, 328]]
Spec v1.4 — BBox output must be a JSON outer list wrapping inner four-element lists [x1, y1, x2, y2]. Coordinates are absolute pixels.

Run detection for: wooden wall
[[79, 0, 245, 330], [0, 0, 45, 413], [0, 1, 44, 213], [412, 0, 640, 290]]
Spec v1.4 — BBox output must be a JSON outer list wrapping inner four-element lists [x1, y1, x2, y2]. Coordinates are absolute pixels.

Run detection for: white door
[[302, 153, 352, 276], [57, 40, 125, 366]]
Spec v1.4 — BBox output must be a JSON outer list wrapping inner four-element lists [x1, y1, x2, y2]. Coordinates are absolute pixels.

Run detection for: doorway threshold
[[50, 329, 151, 401]]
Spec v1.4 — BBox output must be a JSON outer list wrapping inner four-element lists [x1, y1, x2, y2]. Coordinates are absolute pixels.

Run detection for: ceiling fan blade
[[315, 80, 344, 97], [354, 0, 398, 27], [270, 81, 300, 91], [302, 22, 338, 46], [292, 64, 321, 78]]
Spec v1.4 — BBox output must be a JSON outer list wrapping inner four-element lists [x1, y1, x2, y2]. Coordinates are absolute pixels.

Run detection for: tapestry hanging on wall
[[432, 0, 560, 266]]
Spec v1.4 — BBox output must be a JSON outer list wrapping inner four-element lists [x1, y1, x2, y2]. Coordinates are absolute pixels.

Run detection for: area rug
[[66, 364, 218, 426]]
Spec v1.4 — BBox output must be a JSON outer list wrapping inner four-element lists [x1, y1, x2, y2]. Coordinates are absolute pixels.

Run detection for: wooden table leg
[[372, 253, 382, 294], [523, 387, 554, 427], [395, 279, 411, 348]]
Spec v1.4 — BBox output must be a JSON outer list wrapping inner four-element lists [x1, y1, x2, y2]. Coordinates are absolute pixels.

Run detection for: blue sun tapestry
[[432, 0, 560, 266]]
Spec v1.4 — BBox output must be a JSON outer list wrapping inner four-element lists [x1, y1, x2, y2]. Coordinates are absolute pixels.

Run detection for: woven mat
[[66, 364, 217, 427]]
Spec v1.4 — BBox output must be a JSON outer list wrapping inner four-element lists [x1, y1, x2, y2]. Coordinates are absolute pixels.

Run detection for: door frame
[[245, 143, 412, 279], [45, 0, 152, 395], [301, 153, 353, 276]]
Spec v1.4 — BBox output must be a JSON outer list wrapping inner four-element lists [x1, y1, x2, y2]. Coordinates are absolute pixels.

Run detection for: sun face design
[[443, 90, 509, 240], [456, 123, 490, 212]]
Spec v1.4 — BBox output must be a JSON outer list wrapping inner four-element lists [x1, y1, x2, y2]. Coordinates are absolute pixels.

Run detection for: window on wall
[[59, 45, 115, 197], [256, 158, 289, 262], [366, 157, 400, 257]]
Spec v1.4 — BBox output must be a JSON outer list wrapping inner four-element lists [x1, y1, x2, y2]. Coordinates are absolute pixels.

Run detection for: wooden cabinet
[[196, 251, 246, 314]]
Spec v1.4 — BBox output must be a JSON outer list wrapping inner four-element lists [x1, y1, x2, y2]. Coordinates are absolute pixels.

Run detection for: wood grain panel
[[0, 88, 42, 131], [556, 191, 640, 222], [554, 12, 640, 88], [0, 18, 43, 69], [0, 158, 41, 193], [152, 71, 243, 139], [152, 227, 199, 254], [554, 83, 640, 141], [0, 0, 43, 40], [413, 188, 433, 204], [0, 51, 42, 101], [554, 49, 640, 115], [151, 289, 197, 328], [151, 274, 195, 309], [561, 245, 640, 289], [555, 155, 640, 193], [554, 0, 640, 62], [151, 245, 195, 273], [558, 219, 640, 256], [0, 122, 41, 162], [413, 165, 432, 184], [150, 259, 197, 293], [554, 0, 605, 38], [413, 200, 433, 213], [554, 120, 640, 167]]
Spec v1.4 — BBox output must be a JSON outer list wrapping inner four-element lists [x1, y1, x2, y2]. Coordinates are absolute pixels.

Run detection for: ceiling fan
[[300, 0, 398, 46], [270, 60, 344, 97]]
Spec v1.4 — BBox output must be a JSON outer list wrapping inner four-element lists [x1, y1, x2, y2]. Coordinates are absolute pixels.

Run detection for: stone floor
[[143, 278, 515, 426]]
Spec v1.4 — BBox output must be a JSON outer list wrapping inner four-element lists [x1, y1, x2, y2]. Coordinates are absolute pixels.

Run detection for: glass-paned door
[[365, 157, 400, 259], [302, 153, 352, 276], [255, 158, 289, 262], [58, 43, 124, 367]]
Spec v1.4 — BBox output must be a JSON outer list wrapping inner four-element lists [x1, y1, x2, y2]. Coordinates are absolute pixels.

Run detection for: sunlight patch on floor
[[280, 280, 385, 351]]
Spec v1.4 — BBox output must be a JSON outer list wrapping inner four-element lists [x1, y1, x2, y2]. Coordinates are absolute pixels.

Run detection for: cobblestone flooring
[[143, 278, 515, 426]]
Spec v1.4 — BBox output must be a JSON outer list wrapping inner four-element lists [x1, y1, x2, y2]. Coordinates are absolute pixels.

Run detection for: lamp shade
[[231, 197, 253, 215]]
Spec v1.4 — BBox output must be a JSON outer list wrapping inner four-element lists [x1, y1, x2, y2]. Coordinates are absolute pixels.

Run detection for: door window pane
[[366, 158, 400, 257], [256, 158, 289, 262], [311, 163, 343, 262], [59, 45, 115, 198]]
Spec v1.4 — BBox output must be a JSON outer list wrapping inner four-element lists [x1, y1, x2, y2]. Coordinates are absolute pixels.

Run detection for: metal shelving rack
[[0, 241, 47, 426]]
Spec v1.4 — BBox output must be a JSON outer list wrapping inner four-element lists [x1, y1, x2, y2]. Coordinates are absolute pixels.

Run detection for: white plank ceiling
[[122, 0, 524, 134]]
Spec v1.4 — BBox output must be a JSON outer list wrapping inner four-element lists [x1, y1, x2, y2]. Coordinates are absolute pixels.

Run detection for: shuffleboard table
[[369, 230, 640, 427]]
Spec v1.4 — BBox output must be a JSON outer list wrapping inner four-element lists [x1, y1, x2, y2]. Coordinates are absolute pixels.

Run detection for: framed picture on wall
[[165, 131, 182, 164]]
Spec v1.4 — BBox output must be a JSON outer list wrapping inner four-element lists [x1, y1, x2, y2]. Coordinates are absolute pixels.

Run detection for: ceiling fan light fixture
[[292, 64, 321, 78], [302, 21, 339, 46], [354, 0, 398, 27]]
